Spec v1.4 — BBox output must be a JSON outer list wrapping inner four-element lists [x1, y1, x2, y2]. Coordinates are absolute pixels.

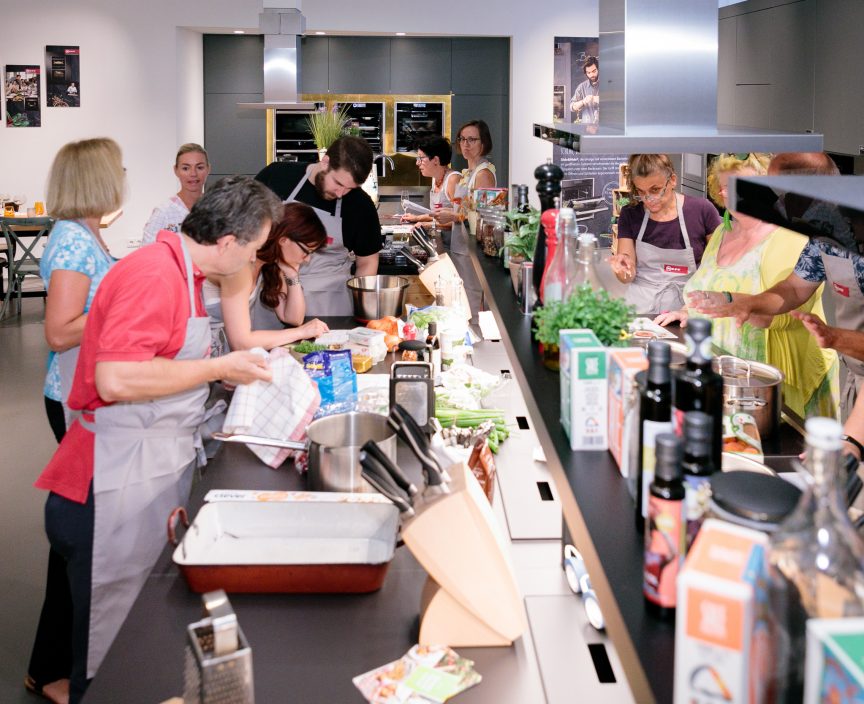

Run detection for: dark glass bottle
[[635, 341, 673, 533], [643, 433, 686, 620], [516, 184, 531, 214], [681, 410, 716, 552], [672, 318, 724, 472], [426, 322, 441, 379]]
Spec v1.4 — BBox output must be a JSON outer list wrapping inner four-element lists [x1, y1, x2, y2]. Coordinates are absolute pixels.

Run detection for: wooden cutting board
[[417, 253, 471, 318]]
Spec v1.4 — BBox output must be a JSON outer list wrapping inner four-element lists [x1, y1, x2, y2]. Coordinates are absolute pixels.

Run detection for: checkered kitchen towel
[[222, 347, 320, 468]]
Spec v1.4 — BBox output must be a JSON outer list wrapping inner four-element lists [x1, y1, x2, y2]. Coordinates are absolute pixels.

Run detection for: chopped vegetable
[[293, 340, 327, 354], [434, 407, 510, 453]]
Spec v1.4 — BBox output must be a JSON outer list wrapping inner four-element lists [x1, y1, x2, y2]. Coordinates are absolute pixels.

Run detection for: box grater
[[183, 590, 254, 704]]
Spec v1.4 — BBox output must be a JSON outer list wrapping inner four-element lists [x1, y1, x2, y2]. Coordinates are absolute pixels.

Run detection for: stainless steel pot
[[346, 275, 409, 321], [214, 412, 397, 493], [712, 355, 784, 438]]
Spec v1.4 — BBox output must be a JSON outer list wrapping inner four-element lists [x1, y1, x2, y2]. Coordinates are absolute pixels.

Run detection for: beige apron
[[820, 250, 864, 420], [285, 170, 353, 316], [82, 233, 210, 677], [625, 193, 696, 316]]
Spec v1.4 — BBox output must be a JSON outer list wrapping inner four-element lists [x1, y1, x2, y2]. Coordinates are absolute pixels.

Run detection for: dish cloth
[[222, 347, 320, 468]]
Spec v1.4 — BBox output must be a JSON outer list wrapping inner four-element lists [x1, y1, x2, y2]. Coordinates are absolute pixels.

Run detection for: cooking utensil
[[388, 404, 448, 494], [214, 412, 397, 493], [359, 450, 415, 518], [411, 226, 438, 261], [713, 355, 784, 438], [390, 361, 434, 430], [361, 438, 418, 499], [168, 500, 400, 593], [346, 275, 409, 321]]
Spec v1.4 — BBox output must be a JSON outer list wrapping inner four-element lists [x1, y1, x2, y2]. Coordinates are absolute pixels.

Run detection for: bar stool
[[0, 216, 55, 319]]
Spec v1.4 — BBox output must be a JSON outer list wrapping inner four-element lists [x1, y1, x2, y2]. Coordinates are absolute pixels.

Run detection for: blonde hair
[[46, 138, 124, 219], [175, 142, 209, 167], [626, 153, 676, 181], [707, 152, 772, 207]]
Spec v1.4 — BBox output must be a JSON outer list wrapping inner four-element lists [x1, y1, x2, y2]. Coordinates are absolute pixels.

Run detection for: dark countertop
[[464, 227, 804, 704]]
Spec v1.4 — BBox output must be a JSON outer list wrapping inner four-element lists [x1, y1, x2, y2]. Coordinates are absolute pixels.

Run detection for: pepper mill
[[533, 158, 564, 303]]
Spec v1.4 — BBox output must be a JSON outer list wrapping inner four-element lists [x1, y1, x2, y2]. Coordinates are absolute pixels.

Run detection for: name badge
[[326, 236, 335, 245], [833, 282, 850, 298], [663, 264, 689, 275]]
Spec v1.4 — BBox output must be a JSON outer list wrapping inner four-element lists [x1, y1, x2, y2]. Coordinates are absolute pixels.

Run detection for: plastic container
[[707, 470, 801, 533]]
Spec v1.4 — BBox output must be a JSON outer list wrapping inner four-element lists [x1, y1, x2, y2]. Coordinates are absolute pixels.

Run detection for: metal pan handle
[[400, 247, 426, 272]]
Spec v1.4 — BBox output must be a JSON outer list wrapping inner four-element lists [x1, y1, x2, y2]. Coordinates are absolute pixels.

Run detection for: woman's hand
[[296, 318, 329, 340], [653, 309, 688, 327], [433, 208, 459, 225], [790, 310, 837, 349], [608, 252, 635, 282], [686, 290, 730, 311]]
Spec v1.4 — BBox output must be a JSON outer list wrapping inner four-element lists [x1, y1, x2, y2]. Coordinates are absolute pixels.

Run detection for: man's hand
[[216, 351, 272, 386], [790, 310, 838, 349]]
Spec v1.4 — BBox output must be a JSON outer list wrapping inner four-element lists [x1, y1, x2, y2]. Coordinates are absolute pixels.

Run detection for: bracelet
[[722, 291, 733, 303], [283, 274, 300, 287], [842, 434, 864, 460]]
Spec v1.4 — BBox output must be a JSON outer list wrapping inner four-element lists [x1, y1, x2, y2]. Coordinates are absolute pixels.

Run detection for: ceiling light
[[395, 32, 406, 36], [233, 30, 245, 34], [315, 31, 326, 35]]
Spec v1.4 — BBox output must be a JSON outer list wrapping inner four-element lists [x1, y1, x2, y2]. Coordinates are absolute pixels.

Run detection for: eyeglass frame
[[415, 155, 431, 164], [456, 136, 480, 144], [295, 239, 314, 257], [631, 175, 673, 204]]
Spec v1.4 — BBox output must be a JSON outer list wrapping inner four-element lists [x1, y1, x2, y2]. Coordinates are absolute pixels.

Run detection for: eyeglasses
[[295, 240, 313, 257], [415, 155, 430, 164], [457, 136, 480, 144], [632, 175, 672, 204]]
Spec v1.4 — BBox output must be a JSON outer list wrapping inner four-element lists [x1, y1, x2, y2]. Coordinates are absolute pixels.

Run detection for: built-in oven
[[553, 85, 566, 121], [337, 102, 385, 155], [394, 102, 444, 153], [273, 104, 324, 163]]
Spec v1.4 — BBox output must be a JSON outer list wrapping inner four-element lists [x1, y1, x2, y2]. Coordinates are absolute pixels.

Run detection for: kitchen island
[[81, 315, 636, 703]]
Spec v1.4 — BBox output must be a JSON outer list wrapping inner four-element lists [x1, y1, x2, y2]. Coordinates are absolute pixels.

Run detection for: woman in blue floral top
[[26, 137, 123, 704]]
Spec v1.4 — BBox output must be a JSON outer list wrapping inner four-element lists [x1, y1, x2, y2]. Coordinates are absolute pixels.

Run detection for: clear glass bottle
[[542, 206, 577, 304], [767, 417, 864, 702], [568, 229, 605, 294]]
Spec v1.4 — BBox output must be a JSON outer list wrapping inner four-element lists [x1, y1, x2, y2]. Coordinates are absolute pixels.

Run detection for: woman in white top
[[401, 135, 459, 227], [141, 143, 211, 245], [216, 202, 330, 350], [435, 119, 496, 226]]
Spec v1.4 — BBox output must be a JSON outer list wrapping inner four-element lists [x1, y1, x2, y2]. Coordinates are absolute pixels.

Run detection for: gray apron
[[285, 170, 353, 316], [625, 193, 696, 316], [82, 233, 210, 677], [249, 273, 286, 331], [820, 250, 864, 420]]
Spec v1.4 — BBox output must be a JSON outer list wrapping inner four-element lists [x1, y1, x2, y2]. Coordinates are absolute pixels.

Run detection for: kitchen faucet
[[374, 153, 395, 178]]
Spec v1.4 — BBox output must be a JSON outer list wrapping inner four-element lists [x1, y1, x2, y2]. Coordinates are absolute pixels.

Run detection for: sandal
[[24, 675, 70, 704]]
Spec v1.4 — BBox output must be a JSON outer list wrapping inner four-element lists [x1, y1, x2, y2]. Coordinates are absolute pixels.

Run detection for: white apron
[[82, 233, 210, 677], [820, 250, 864, 420], [285, 170, 353, 316], [625, 193, 696, 315]]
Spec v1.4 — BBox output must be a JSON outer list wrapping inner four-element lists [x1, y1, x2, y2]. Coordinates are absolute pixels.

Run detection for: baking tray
[[169, 500, 400, 594]]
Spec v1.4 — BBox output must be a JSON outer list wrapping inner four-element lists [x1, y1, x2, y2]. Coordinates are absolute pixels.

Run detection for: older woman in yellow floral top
[[654, 152, 839, 419]]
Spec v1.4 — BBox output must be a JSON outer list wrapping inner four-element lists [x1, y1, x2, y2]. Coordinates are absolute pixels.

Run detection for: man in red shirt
[[36, 175, 280, 703]]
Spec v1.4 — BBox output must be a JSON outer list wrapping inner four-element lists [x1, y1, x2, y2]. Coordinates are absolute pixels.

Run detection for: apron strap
[[175, 232, 198, 315]]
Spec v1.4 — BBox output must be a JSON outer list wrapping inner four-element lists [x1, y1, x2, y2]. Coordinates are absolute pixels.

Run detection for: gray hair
[[182, 175, 283, 245]]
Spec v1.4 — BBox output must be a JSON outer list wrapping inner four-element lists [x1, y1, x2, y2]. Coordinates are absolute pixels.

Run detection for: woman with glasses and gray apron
[[284, 173, 353, 317]]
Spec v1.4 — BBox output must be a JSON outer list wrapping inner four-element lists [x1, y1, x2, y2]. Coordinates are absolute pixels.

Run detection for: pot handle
[[167, 506, 190, 547]]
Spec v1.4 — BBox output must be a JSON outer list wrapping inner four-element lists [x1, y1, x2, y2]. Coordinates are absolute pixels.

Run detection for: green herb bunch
[[501, 207, 540, 260], [306, 104, 351, 150], [532, 284, 635, 347]]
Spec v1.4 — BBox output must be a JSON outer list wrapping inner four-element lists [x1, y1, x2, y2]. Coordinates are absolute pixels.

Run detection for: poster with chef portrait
[[45, 46, 80, 107], [553, 37, 598, 124], [4, 65, 41, 127]]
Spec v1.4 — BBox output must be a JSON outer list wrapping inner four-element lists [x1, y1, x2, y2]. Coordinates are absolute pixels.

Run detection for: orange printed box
[[675, 519, 773, 704], [607, 347, 647, 478]]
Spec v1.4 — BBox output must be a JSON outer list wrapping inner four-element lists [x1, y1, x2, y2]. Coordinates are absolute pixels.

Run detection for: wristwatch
[[283, 274, 300, 287], [842, 434, 864, 460]]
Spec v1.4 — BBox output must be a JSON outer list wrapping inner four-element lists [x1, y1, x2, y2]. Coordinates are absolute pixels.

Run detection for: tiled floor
[[0, 299, 61, 703]]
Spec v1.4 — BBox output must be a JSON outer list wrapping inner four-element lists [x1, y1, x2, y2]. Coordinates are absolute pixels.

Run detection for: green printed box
[[559, 329, 608, 451]]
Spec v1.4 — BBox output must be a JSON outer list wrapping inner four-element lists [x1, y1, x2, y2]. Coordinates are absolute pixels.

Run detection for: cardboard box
[[675, 519, 773, 704], [559, 329, 608, 450], [805, 618, 864, 704], [607, 347, 648, 478]]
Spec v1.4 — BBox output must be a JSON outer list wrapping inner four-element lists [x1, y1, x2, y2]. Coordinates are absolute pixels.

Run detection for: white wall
[[0, 0, 259, 252], [302, 0, 599, 205], [0, 0, 596, 252]]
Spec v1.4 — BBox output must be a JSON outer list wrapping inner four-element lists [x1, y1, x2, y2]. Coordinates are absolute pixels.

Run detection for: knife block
[[401, 461, 527, 647]]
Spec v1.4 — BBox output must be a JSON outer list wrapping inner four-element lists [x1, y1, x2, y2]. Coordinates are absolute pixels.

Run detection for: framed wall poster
[[45, 46, 80, 107], [4, 65, 41, 127]]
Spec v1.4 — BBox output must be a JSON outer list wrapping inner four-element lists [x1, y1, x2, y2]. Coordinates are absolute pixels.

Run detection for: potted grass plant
[[306, 104, 352, 158]]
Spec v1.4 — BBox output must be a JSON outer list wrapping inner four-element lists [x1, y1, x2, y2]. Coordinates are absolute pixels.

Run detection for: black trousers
[[44, 487, 94, 704], [27, 398, 73, 690]]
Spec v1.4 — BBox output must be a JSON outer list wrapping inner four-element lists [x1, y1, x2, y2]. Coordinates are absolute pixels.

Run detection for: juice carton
[[559, 329, 608, 450], [805, 618, 864, 704], [607, 347, 648, 477], [675, 519, 773, 704]]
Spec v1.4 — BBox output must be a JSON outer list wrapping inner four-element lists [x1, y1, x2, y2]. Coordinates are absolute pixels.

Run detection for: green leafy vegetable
[[293, 340, 327, 354], [532, 284, 635, 347]]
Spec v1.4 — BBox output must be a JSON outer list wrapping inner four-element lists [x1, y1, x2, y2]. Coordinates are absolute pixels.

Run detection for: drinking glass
[[34, 201, 45, 216], [3, 203, 14, 217], [400, 189, 410, 214]]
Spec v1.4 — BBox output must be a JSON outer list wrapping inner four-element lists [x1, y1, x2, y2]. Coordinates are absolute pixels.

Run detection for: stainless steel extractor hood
[[534, 0, 823, 154], [237, 8, 316, 112]]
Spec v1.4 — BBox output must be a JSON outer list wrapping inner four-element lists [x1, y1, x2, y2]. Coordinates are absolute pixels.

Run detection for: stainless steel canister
[[520, 261, 535, 314]]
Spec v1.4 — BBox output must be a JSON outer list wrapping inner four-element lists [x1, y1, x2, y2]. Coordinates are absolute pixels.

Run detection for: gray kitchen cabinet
[[765, 0, 814, 133], [390, 38, 452, 95], [300, 36, 330, 94], [204, 35, 263, 94], [328, 37, 391, 93], [204, 92, 267, 178], [451, 38, 510, 96], [451, 93, 509, 185], [814, 0, 864, 155], [717, 16, 736, 125]]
